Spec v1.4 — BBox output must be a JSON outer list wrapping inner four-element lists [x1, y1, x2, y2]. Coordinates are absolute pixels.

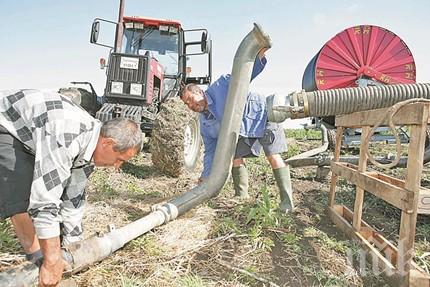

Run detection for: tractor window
[[123, 27, 179, 76]]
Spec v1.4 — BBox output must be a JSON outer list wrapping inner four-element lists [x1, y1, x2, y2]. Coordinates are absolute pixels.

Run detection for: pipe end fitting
[[154, 203, 179, 223], [267, 93, 292, 122]]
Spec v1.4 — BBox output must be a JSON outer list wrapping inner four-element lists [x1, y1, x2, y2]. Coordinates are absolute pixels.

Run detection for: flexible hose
[[308, 83, 430, 117], [267, 83, 430, 123], [364, 98, 430, 169]]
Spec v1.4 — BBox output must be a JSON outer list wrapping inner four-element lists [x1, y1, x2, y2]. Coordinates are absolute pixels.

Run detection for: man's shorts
[[234, 122, 287, 159], [0, 125, 35, 219]]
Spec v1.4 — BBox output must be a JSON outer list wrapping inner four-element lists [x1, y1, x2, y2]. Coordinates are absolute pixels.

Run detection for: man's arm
[[201, 133, 218, 180], [59, 165, 93, 244], [27, 132, 77, 284], [38, 237, 64, 287]]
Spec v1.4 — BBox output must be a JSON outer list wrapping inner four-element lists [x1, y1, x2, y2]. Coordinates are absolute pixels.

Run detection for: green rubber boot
[[231, 165, 250, 199], [273, 166, 294, 213]]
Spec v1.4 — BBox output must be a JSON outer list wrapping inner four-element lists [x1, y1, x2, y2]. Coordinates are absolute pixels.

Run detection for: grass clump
[[285, 129, 322, 140], [245, 185, 281, 228], [127, 233, 164, 256], [178, 274, 208, 287], [0, 220, 20, 254]]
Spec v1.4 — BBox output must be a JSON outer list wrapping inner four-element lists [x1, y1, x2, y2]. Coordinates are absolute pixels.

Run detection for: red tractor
[[62, 0, 211, 176]]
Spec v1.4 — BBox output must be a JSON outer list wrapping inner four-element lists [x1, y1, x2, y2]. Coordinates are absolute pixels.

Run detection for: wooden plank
[[373, 173, 405, 188], [353, 126, 370, 230], [335, 103, 429, 127], [418, 188, 430, 215], [329, 127, 344, 207], [328, 205, 430, 286], [410, 269, 430, 287], [340, 207, 428, 276], [399, 105, 429, 283], [331, 162, 413, 212], [328, 206, 400, 282]]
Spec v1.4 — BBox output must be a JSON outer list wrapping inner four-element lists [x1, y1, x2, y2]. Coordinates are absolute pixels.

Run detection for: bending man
[[0, 89, 143, 286], [180, 53, 293, 213]]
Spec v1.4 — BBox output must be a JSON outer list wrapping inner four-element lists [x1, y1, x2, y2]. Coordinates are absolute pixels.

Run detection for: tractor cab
[[121, 17, 182, 99], [89, 15, 212, 131]]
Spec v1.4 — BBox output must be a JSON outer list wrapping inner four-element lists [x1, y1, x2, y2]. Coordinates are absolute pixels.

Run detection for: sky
[[1, 0, 429, 127]]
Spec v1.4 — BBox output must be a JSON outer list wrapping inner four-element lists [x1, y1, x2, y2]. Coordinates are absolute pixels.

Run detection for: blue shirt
[[200, 57, 268, 178]]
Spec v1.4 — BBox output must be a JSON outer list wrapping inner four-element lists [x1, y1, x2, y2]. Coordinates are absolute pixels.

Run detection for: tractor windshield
[[122, 26, 179, 77]]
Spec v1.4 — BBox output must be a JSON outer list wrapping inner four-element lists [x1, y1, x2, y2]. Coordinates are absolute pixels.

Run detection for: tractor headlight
[[130, 83, 142, 96], [111, 81, 123, 94]]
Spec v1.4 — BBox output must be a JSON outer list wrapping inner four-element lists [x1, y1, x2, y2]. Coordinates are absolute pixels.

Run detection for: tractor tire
[[58, 87, 94, 114], [150, 98, 201, 177]]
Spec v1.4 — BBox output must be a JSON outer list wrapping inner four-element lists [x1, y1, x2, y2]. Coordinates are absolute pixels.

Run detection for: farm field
[[1, 129, 429, 286]]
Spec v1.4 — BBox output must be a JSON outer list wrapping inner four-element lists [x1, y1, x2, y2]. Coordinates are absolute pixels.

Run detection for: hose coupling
[[152, 203, 179, 223], [267, 90, 309, 122]]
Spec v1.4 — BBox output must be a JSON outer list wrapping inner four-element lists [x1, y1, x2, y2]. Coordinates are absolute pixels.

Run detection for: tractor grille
[[96, 103, 143, 123], [106, 53, 147, 97]]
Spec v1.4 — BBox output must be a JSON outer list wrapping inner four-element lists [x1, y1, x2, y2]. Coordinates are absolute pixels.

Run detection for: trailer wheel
[[150, 98, 201, 177]]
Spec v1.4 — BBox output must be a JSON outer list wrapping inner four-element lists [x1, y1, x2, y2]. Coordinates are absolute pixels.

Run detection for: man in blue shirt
[[180, 53, 294, 213]]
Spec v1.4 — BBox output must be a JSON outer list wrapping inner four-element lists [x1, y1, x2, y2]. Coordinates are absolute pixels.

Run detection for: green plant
[[286, 142, 301, 158], [119, 274, 145, 287], [319, 233, 349, 254], [0, 220, 20, 253], [126, 181, 144, 193], [90, 170, 117, 198], [245, 185, 280, 228], [179, 274, 208, 287], [280, 232, 302, 252], [127, 233, 163, 256], [216, 216, 242, 235], [303, 266, 349, 287], [285, 129, 322, 140], [303, 226, 323, 238]]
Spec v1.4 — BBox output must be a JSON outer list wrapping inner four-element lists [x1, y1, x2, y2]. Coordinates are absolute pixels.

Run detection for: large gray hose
[[268, 83, 430, 122], [170, 23, 272, 214]]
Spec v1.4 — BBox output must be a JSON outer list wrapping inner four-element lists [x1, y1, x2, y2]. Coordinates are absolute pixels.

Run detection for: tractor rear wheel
[[150, 98, 201, 177]]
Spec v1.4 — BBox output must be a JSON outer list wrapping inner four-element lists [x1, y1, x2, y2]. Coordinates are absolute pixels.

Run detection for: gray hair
[[100, 118, 143, 152], [180, 83, 203, 98]]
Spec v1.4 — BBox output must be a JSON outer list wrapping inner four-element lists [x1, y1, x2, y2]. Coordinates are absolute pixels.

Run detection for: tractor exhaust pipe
[[0, 23, 271, 286], [267, 83, 430, 123]]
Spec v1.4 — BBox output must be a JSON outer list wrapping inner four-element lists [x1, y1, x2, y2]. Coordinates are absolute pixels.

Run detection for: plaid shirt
[[0, 89, 101, 242]]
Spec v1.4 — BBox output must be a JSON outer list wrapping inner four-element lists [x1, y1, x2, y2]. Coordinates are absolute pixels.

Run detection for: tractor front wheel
[[150, 98, 201, 177]]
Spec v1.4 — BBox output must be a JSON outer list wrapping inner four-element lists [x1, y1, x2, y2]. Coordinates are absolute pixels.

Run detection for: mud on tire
[[150, 98, 201, 177]]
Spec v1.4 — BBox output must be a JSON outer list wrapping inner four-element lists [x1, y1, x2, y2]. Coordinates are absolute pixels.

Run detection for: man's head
[[92, 118, 143, 169], [180, 84, 207, 112]]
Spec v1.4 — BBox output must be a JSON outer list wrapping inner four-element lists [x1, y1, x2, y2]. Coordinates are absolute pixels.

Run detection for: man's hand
[[258, 48, 268, 59], [39, 237, 64, 287]]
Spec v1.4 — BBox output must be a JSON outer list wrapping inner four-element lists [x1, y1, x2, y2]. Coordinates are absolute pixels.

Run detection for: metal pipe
[[267, 83, 430, 123], [0, 23, 272, 286], [170, 23, 272, 214], [287, 147, 430, 168], [286, 123, 329, 163], [114, 0, 125, 53]]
